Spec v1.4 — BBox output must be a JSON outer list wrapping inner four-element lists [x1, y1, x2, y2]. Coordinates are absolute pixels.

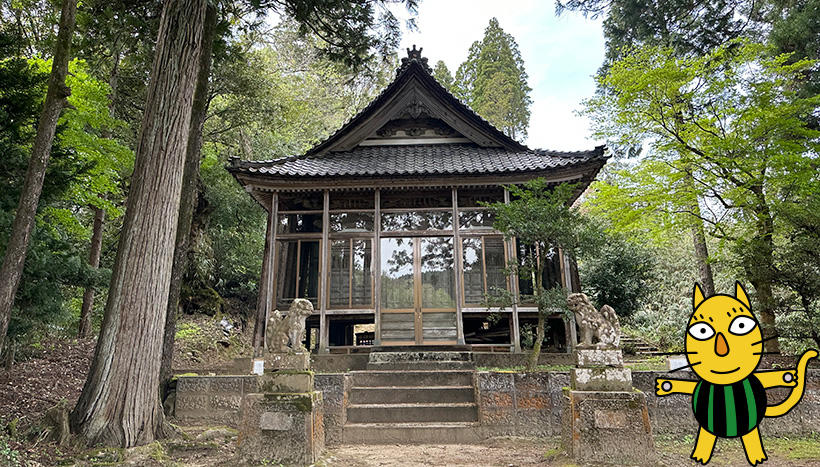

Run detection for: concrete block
[[562, 389, 655, 465], [261, 371, 314, 393], [238, 391, 324, 465], [575, 349, 624, 367], [571, 367, 633, 391], [266, 352, 310, 370]]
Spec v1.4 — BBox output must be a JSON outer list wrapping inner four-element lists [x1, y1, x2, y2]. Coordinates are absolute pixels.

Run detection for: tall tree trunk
[[70, 0, 208, 447], [160, 3, 218, 388], [746, 189, 779, 352], [78, 206, 105, 338], [684, 174, 715, 296], [78, 50, 120, 338], [0, 0, 77, 354]]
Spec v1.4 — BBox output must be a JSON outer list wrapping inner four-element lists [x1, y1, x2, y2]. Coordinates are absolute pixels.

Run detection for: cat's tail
[[765, 349, 817, 417]]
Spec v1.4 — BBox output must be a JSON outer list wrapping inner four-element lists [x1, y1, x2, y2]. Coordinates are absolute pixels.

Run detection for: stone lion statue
[[266, 298, 314, 353], [566, 293, 620, 349]]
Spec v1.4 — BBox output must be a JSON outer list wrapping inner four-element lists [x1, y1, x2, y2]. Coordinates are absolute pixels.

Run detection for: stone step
[[342, 422, 482, 444], [369, 351, 473, 363], [349, 370, 474, 388], [346, 402, 478, 423], [370, 345, 473, 352], [348, 386, 475, 404], [367, 361, 475, 370]]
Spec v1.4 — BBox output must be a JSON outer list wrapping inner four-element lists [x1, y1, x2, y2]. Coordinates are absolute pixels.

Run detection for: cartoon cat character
[[656, 282, 817, 466]]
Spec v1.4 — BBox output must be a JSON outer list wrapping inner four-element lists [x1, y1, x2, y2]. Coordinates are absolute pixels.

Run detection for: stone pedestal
[[562, 348, 655, 465], [238, 391, 324, 465], [562, 390, 655, 465], [266, 351, 310, 371]]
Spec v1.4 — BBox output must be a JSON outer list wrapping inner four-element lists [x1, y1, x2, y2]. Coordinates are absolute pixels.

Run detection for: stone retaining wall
[[174, 370, 820, 442]]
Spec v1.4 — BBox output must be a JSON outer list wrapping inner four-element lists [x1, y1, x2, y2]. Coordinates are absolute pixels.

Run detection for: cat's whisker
[[750, 334, 779, 346], [753, 352, 779, 355], [669, 361, 701, 373], [655, 351, 696, 355]]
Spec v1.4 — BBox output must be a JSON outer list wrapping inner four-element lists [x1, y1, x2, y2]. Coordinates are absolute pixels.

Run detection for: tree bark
[[70, 0, 208, 447], [78, 206, 105, 338], [0, 0, 77, 354], [78, 50, 120, 338], [159, 3, 218, 388], [746, 190, 779, 352], [684, 174, 715, 296]]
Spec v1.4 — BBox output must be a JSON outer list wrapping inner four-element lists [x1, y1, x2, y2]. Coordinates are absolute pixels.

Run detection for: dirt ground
[[320, 436, 820, 467], [3, 336, 820, 466]]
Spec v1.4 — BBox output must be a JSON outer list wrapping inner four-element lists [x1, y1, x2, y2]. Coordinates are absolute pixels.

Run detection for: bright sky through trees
[[392, 0, 606, 151]]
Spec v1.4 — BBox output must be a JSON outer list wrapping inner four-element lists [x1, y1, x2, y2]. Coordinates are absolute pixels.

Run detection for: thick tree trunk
[[78, 206, 105, 338], [0, 0, 77, 354], [159, 3, 218, 388], [684, 174, 715, 296], [70, 0, 208, 447]]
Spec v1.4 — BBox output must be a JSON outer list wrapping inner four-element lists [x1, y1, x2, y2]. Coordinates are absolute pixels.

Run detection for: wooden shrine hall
[[228, 46, 607, 354]]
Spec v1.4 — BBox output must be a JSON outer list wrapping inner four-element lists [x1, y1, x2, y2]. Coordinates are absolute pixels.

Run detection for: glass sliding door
[[379, 237, 457, 345], [380, 238, 416, 344]]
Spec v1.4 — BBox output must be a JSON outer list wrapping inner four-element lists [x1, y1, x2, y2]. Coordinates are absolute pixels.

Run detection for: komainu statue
[[567, 292, 620, 349], [266, 299, 314, 353]]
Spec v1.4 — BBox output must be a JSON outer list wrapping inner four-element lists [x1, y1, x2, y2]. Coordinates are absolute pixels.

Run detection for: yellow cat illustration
[[655, 282, 817, 466]]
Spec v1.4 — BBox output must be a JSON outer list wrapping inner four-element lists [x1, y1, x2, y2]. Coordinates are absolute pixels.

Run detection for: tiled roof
[[228, 144, 606, 178]]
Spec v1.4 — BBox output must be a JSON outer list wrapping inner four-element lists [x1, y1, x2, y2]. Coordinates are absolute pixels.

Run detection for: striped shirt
[[693, 375, 767, 438]]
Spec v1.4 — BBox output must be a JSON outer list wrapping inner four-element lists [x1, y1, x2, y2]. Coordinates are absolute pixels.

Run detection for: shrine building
[[228, 46, 607, 354]]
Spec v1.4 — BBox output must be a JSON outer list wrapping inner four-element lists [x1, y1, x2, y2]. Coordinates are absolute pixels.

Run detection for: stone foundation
[[238, 391, 324, 465], [562, 389, 655, 465]]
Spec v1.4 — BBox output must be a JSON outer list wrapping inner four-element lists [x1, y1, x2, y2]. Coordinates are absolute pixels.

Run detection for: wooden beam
[[452, 187, 465, 345], [320, 190, 330, 352], [560, 248, 577, 353], [505, 187, 522, 353], [373, 189, 382, 345], [253, 192, 277, 356]]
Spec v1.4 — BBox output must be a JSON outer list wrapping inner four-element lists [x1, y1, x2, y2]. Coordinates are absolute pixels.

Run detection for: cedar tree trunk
[[70, 0, 208, 447], [527, 258, 545, 370], [159, 3, 218, 387], [746, 187, 779, 352], [0, 0, 77, 353]]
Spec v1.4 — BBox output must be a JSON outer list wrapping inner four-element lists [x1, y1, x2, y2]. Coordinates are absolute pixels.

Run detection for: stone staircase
[[342, 348, 482, 444], [620, 334, 662, 356]]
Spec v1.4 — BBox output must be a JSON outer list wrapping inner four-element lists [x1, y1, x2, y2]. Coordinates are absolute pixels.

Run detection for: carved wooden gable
[[307, 46, 527, 155]]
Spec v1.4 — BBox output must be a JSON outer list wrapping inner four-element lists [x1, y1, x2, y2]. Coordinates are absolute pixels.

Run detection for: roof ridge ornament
[[399, 44, 431, 73]]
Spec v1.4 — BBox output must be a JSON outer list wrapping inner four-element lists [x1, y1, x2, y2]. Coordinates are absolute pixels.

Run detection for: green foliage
[[579, 233, 655, 318], [432, 59, 454, 91], [0, 31, 123, 341], [0, 433, 20, 467], [454, 18, 532, 140], [174, 322, 203, 342]]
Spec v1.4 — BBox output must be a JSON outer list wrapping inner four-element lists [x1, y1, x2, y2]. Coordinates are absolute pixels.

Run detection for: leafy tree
[[486, 180, 598, 369], [581, 41, 820, 351], [0, 0, 76, 355], [579, 233, 654, 318], [432, 59, 453, 91], [454, 17, 531, 140]]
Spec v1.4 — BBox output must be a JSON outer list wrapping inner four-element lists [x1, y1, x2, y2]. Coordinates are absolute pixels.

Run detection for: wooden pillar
[[253, 191, 277, 357], [560, 248, 577, 353], [373, 189, 382, 346], [505, 188, 522, 353], [452, 187, 465, 345], [320, 190, 330, 352]]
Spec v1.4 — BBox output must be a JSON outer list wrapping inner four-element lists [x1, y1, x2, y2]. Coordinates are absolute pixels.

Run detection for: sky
[[390, 0, 606, 151]]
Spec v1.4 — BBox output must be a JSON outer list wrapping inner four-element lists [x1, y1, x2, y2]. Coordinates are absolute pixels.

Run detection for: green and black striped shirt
[[692, 375, 767, 438]]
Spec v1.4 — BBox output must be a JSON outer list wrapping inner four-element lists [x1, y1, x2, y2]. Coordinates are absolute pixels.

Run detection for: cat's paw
[[655, 378, 674, 396]]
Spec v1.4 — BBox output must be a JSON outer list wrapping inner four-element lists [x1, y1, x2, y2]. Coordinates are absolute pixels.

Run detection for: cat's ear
[[735, 281, 750, 308], [693, 283, 705, 310]]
